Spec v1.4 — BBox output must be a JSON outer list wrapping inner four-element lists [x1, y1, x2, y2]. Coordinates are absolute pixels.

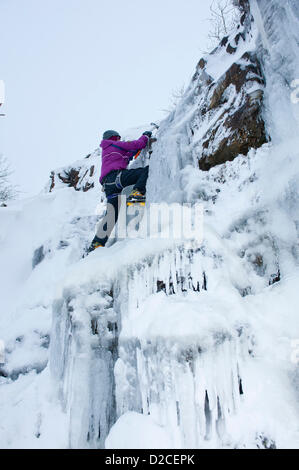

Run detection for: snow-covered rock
[[47, 150, 100, 193]]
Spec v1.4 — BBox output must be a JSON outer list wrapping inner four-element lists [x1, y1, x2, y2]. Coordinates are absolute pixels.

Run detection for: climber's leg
[[95, 196, 120, 245], [88, 167, 149, 252], [120, 166, 149, 194], [88, 195, 121, 252]]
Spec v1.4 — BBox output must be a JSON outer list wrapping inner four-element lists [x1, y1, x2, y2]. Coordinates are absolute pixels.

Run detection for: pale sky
[[0, 0, 213, 196]]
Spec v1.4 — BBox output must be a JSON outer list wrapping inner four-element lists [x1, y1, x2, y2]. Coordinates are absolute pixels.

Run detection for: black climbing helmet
[[102, 130, 121, 140]]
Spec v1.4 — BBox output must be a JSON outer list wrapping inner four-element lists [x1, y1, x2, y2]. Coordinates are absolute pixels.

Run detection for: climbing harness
[[115, 171, 123, 190], [102, 170, 123, 191], [107, 192, 121, 201]]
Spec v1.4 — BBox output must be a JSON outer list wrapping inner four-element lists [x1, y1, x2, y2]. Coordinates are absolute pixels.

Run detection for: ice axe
[[147, 122, 159, 157]]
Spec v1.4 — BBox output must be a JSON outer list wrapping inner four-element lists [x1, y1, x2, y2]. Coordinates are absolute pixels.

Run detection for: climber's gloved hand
[[143, 131, 152, 138]]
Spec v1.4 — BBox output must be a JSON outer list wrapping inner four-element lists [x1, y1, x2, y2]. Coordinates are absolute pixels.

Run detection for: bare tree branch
[[203, 0, 240, 52], [0, 155, 17, 202], [162, 85, 186, 114]]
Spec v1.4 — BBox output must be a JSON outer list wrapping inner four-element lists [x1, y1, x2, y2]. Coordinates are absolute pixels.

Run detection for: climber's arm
[[115, 135, 149, 152]]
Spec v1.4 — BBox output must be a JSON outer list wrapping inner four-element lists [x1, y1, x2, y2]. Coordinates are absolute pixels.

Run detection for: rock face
[[48, 152, 99, 193], [200, 53, 267, 170], [191, 5, 268, 171]]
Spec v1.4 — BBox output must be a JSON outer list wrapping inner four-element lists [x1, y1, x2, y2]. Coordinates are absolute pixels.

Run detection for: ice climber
[[88, 129, 152, 252]]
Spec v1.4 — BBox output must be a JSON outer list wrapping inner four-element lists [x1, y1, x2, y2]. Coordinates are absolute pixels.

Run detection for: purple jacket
[[100, 135, 149, 182]]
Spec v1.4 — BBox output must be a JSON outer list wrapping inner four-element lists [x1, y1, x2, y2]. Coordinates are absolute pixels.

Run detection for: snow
[[1, 0, 299, 450], [105, 412, 173, 449], [0, 368, 69, 448], [0, 162, 104, 448], [205, 23, 258, 83], [120, 288, 244, 344]]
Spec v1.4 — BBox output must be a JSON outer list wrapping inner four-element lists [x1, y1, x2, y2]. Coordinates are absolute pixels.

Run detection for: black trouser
[[95, 166, 149, 246]]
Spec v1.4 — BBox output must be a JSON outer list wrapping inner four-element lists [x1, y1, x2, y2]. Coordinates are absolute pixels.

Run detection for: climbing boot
[[127, 189, 146, 206], [88, 236, 104, 253]]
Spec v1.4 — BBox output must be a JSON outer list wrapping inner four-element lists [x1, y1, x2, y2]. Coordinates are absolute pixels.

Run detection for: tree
[[0, 155, 16, 202], [163, 84, 186, 114], [205, 0, 240, 52]]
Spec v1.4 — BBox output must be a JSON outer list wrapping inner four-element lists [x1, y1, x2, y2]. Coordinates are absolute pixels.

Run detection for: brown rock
[[49, 171, 55, 192], [197, 52, 267, 171], [226, 44, 237, 54], [58, 169, 80, 188], [49, 158, 97, 193], [235, 32, 246, 45], [192, 58, 208, 81], [220, 36, 229, 47], [199, 96, 267, 170], [208, 52, 264, 113], [198, 58, 207, 70], [83, 182, 94, 192], [240, 12, 247, 25]]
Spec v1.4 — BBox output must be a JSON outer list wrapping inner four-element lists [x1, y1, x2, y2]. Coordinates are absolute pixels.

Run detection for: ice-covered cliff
[[1, 0, 299, 449]]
